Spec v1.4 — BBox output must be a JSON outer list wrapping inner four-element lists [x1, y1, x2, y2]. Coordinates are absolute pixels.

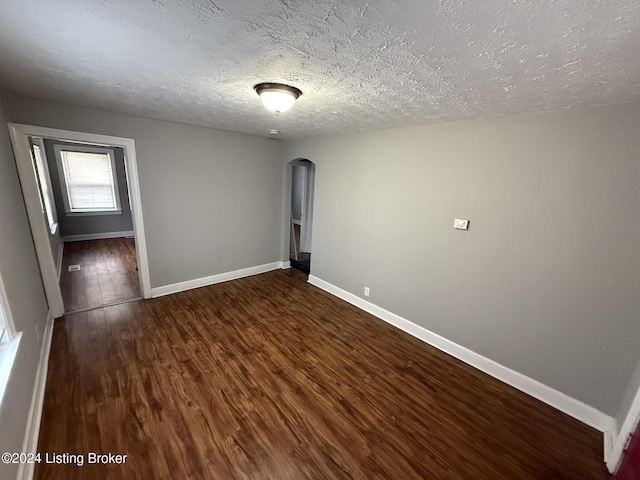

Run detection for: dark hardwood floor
[[60, 238, 140, 312], [38, 269, 610, 479]]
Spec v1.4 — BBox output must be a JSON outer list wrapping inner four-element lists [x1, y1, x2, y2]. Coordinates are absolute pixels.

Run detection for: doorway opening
[[289, 159, 315, 274], [9, 124, 151, 318], [39, 138, 140, 311]]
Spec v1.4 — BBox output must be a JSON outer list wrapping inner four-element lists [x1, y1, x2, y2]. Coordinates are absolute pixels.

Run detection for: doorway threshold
[[63, 296, 143, 316]]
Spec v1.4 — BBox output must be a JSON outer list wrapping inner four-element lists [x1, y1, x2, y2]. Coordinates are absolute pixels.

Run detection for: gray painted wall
[[5, 94, 285, 289], [42, 139, 133, 237], [285, 104, 640, 416], [291, 164, 304, 222], [0, 97, 50, 479]]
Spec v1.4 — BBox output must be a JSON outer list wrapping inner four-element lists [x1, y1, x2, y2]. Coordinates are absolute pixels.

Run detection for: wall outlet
[[364, 287, 370, 297]]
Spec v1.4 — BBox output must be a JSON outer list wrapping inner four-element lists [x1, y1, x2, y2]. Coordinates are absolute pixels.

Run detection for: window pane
[[0, 303, 7, 346], [61, 151, 117, 210], [31, 144, 56, 230]]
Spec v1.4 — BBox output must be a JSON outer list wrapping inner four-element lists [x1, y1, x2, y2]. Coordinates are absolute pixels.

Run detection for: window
[[0, 305, 8, 347], [0, 272, 20, 407], [30, 138, 58, 234], [0, 272, 15, 349], [54, 144, 121, 215]]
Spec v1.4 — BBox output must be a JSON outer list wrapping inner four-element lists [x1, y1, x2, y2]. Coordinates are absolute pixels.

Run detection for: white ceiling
[[1, 0, 639, 139]]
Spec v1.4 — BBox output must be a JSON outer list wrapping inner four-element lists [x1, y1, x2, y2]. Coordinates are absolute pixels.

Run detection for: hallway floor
[[60, 237, 140, 312]]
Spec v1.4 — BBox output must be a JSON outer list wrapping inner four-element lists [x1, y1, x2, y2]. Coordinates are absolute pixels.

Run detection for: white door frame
[[300, 163, 315, 253], [8, 123, 151, 317], [300, 164, 307, 226]]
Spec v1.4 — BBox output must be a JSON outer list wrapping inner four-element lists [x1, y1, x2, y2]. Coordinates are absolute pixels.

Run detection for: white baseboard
[[61, 230, 134, 242], [280, 261, 291, 269], [16, 312, 54, 480], [151, 262, 287, 298], [308, 275, 615, 435]]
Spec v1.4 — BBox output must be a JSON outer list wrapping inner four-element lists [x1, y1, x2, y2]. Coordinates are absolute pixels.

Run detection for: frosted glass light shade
[[254, 83, 302, 114], [260, 90, 296, 112]]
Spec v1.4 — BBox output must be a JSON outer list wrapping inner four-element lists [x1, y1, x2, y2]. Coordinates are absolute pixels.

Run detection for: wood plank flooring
[[37, 269, 610, 479], [60, 238, 140, 312]]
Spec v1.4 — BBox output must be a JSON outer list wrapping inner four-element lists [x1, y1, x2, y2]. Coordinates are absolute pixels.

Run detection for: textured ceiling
[[1, 0, 639, 139]]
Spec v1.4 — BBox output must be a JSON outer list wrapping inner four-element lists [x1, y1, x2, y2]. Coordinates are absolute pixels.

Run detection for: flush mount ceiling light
[[254, 83, 302, 114]]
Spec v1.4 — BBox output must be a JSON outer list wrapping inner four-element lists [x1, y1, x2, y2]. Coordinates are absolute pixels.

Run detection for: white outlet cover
[[454, 218, 469, 230]]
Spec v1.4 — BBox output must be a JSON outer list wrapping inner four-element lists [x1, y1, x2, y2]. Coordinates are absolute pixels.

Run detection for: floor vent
[[68, 264, 81, 272]]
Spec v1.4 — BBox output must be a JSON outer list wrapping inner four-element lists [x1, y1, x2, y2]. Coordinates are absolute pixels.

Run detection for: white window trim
[[30, 138, 59, 235], [53, 143, 122, 216], [0, 272, 21, 407]]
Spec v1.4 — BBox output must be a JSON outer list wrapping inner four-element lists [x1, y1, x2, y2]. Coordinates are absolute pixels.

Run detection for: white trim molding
[[151, 262, 288, 298], [61, 230, 134, 242], [280, 261, 291, 269], [307, 275, 615, 435], [16, 312, 54, 480], [8, 125, 65, 317]]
